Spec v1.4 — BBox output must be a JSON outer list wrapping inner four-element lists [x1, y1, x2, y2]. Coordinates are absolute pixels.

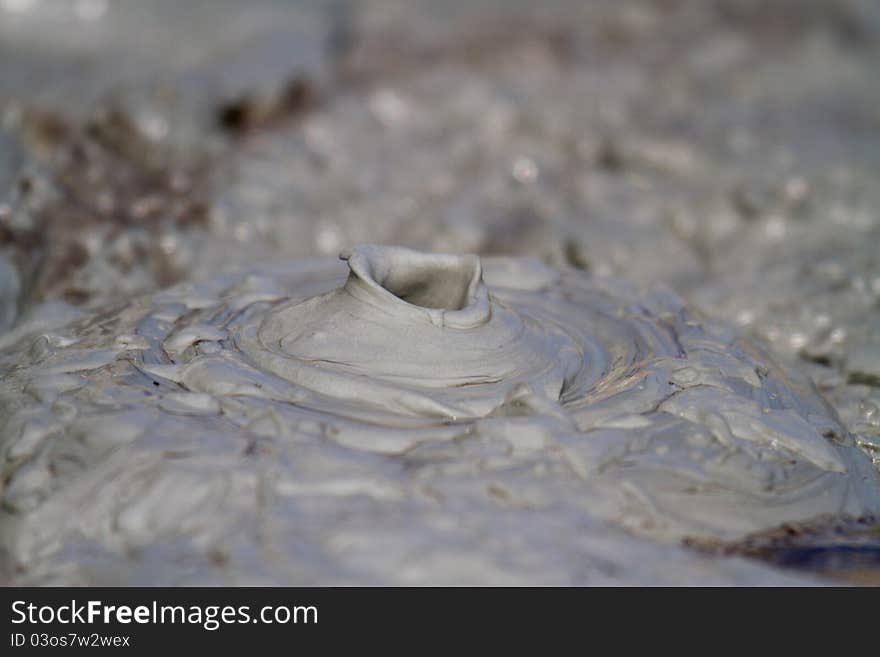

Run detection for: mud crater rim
[[342, 245, 484, 312]]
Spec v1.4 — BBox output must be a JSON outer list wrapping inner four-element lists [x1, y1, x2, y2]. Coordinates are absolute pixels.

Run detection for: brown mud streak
[[217, 75, 319, 135], [684, 514, 880, 584]]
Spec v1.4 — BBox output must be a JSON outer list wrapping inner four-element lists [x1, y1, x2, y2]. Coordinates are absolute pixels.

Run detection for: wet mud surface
[[1, 0, 879, 584]]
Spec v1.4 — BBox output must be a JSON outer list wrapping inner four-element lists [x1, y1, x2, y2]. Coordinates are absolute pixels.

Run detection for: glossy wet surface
[[1, 1, 879, 585]]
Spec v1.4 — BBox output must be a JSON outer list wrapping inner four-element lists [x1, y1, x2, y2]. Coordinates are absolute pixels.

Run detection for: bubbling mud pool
[[1, 245, 878, 585]]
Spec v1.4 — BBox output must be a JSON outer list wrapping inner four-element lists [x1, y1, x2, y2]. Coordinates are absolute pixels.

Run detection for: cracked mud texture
[[1, 0, 879, 584]]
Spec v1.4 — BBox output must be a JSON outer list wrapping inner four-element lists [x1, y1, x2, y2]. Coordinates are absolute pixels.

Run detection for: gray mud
[[1, 1, 879, 585]]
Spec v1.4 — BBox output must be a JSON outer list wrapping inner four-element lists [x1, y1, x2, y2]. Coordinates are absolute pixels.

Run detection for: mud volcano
[[1, 245, 877, 585]]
